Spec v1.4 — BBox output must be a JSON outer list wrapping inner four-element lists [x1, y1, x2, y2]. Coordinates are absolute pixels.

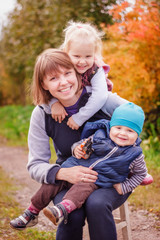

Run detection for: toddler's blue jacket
[[62, 119, 142, 188]]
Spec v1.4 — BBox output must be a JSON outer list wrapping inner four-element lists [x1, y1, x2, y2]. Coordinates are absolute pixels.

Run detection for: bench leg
[[119, 201, 132, 240]]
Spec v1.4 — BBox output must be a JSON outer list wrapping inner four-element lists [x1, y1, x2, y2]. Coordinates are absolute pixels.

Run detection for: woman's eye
[[50, 77, 56, 81], [86, 55, 91, 58], [66, 71, 71, 75]]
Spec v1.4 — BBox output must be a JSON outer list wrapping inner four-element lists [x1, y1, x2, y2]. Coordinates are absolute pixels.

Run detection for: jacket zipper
[[89, 146, 119, 168]]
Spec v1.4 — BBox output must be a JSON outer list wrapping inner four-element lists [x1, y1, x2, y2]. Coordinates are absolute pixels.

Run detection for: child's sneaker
[[10, 209, 38, 230], [140, 173, 153, 185], [43, 204, 68, 226]]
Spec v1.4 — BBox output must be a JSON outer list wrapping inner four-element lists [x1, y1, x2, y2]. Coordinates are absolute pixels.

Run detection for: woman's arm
[[71, 67, 108, 126], [27, 106, 98, 185], [27, 106, 60, 184], [56, 166, 98, 184]]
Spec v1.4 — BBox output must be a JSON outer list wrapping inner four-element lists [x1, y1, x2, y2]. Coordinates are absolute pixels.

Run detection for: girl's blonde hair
[[61, 21, 104, 61], [32, 48, 81, 105]]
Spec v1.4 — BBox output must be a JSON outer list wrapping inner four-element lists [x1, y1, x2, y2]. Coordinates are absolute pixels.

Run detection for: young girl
[[50, 21, 113, 130]]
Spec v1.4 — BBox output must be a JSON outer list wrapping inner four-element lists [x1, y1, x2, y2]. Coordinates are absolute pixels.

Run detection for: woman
[[27, 48, 129, 240]]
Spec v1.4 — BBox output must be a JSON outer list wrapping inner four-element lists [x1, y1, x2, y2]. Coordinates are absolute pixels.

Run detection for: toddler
[[10, 103, 153, 229], [50, 21, 113, 130]]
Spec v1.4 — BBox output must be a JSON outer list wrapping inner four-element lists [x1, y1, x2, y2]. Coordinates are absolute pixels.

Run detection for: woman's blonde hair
[[32, 48, 81, 105], [61, 21, 104, 61]]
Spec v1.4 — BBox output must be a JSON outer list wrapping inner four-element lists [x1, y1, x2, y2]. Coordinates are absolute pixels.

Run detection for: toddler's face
[[109, 126, 138, 146], [68, 39, 95, 74]]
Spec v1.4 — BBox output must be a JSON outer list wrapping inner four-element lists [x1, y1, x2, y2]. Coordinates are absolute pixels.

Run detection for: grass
[[0, 105, 160, 217], [128, 147, 160, 214], [0, 105, 34, 146], [0, 167, 56, 240]]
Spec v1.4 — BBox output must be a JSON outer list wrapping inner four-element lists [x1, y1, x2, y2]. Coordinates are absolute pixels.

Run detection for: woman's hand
[[67, 116, 79, 130], [51, 102, 68, 123], [113, 183, 123, 195], [56, 166, 98, 184]]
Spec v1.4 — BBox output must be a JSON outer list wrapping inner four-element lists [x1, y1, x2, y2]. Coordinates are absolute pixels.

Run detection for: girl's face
[[110, 126, 138, 146], [42, 67, 79, 107], [68, 39, 95, 74]]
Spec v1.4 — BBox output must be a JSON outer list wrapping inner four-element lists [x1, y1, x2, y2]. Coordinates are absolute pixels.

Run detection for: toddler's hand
[[67, 116, 79, 130], [74, 145, 84, 159], [51, 102, 68, 123], [113, 183, 123, 195]]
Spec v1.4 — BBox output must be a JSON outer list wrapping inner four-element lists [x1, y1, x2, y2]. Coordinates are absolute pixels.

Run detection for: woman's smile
[[42, 67, 80, 106], [59, 86, 72, 93]]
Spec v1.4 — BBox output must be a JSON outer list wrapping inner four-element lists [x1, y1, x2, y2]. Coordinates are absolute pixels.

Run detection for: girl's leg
[[85, 187, 131, 240], [53, 189, 85, 240]]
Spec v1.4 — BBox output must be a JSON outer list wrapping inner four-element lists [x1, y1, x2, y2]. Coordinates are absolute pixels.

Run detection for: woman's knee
[[85, 189, 112, 215]]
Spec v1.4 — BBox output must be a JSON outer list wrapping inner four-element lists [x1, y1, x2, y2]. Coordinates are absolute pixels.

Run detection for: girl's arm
[[101, 92, 128, 117], [114, 154, 147, 195], [71, 67, 108, 127]]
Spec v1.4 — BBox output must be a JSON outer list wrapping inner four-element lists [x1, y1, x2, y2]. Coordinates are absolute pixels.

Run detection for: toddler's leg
[[43, 182, 98, 226], [31, 181, 67, 210], [63, 182, 98, 208], [10, 181, 68, 230]]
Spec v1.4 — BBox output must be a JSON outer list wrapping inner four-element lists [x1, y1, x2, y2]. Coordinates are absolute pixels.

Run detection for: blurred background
[[0, 0, 159, 139], [0, 0, 159, 238]]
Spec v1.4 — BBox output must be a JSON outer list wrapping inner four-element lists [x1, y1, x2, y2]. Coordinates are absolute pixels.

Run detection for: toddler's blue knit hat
[[110, 102, 145, 135]]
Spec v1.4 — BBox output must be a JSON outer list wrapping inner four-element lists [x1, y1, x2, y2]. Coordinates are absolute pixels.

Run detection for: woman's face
[[42, 67, 79, 107]]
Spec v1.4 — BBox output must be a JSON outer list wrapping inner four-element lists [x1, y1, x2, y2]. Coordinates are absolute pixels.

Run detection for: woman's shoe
[[10, 209, 38, 230]]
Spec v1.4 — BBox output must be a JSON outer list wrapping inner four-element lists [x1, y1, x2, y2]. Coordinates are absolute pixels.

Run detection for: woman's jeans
[[53, 187, 131, 240]]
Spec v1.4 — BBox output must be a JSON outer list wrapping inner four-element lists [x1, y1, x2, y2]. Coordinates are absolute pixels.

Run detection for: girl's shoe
[[10, 209, 38, 230], [140, 173, 153, 185]]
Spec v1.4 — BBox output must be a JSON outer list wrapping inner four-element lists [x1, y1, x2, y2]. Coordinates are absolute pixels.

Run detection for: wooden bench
[[114, 201, 132, 240], [83, 200, 132, 240]]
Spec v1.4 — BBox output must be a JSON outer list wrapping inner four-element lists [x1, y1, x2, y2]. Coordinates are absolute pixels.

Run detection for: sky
[[0, 0, 16, 33]]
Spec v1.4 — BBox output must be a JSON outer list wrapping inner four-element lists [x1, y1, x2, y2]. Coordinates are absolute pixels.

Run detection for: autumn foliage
[[102, 0, 160, 115]]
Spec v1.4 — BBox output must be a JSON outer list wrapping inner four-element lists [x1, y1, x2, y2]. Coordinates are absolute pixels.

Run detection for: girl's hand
[[51, 102, 68, 123], [74, 145, 84, 159], [67, 116, 79, 130], [56, 166, 98, 184], [113, 183, 123, 195]]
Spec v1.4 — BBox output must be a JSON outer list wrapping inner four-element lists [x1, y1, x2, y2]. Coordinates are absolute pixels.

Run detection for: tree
[[0, 0, 116, 105], [102, 0, 160, 137], [103, 0, 160, 111]]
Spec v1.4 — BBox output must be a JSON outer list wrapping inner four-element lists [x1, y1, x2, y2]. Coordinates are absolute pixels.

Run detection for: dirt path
[[0, 146, 159, 240]]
